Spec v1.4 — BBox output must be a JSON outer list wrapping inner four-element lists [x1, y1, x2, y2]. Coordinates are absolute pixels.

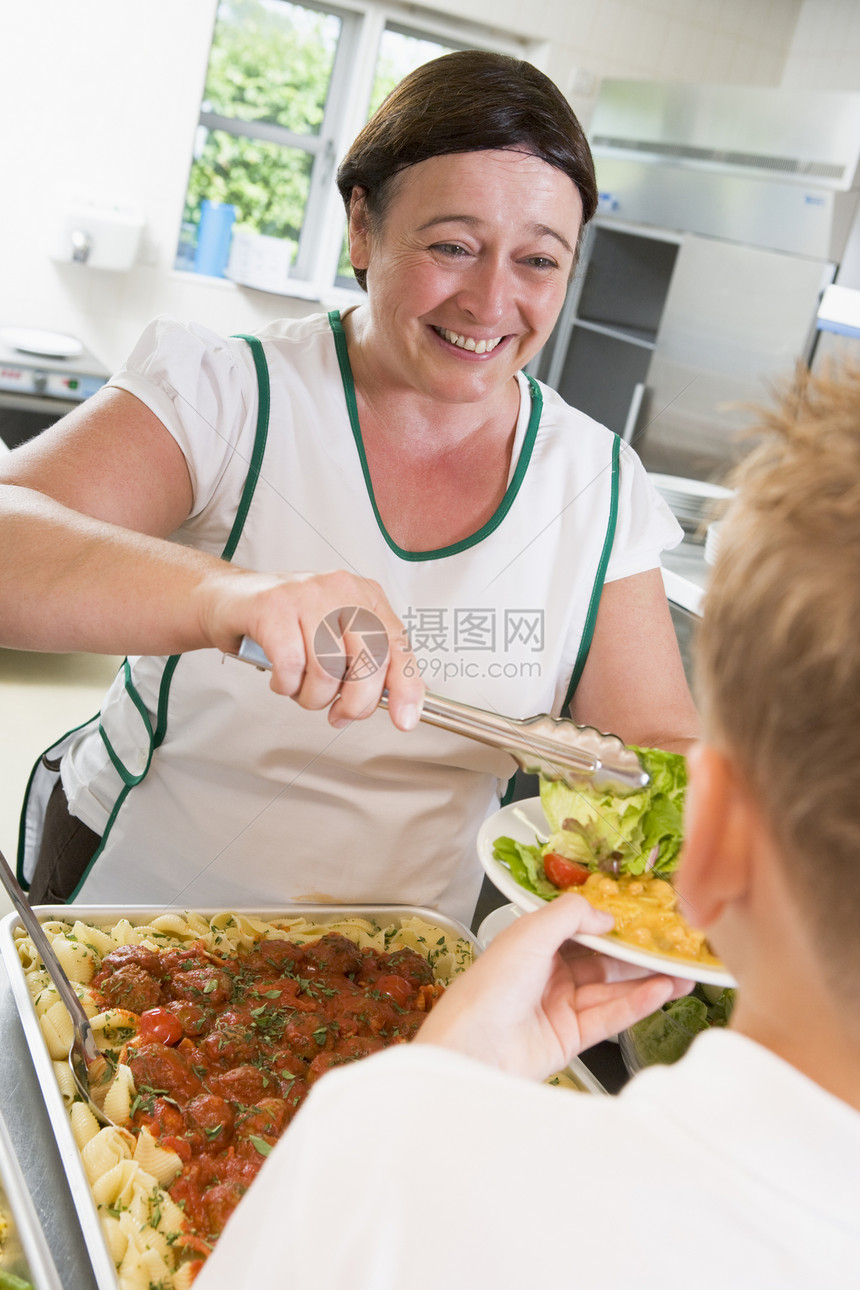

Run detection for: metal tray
[[0, 904, 479, 1290], [0, 1102, 63, 1290]]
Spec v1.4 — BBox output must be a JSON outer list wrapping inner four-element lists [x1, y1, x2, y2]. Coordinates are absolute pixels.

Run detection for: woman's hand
[[195, 566, 426, 731], [415, 893, 693, 1080]]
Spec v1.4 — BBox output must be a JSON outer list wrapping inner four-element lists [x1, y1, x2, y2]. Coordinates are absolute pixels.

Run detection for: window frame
[[186, 0, 536, 301]]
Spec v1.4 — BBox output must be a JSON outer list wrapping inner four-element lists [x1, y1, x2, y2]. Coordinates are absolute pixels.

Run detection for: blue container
[[194, 200, 237, 277]]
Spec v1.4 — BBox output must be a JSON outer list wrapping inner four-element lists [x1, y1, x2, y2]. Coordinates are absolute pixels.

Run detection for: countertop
[[661, 538, 710, 615]]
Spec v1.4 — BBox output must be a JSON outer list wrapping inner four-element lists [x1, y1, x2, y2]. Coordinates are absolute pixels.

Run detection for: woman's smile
[[432, 326, 505, 355]]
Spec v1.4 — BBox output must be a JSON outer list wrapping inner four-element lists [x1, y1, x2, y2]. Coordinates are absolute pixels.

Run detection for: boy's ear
[[347, 186, 371, 271], [676, 743, 754, 930]]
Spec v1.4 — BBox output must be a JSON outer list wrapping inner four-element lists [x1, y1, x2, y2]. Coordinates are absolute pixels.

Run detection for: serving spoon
[[0, 844, 117, 1127]]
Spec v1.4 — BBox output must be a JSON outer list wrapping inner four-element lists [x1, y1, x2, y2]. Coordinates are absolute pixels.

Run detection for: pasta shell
[[133, 1128, 183, 1186], [90, 1158, 141, 1208], [70, 1100, 101, 1151], [39, 1000, 74, 1059], [82, 1128, 135, 1188], [102, 1064, 136, 1128], [99, 1212, 128, 1265]]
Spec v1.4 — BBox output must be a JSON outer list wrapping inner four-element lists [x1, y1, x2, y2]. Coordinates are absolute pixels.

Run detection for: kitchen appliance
[[0, 327, 108, 452], [813, 281, 860, 369], [535, 81, 860, 483]]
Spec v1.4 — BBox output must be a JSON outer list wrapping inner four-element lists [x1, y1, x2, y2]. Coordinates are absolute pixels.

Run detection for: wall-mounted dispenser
[[51, 200, 145, 271]]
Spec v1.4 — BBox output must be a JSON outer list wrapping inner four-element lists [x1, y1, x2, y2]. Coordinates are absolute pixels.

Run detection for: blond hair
[[696, 364, 860, 986]]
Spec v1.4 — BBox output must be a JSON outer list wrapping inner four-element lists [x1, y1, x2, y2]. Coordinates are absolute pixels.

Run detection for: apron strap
[[562, 432, 621, 712], [151, 333, 271, 749]]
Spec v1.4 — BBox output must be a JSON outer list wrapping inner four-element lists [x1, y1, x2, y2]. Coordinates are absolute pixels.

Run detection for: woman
[[0, 51, 697, 918]]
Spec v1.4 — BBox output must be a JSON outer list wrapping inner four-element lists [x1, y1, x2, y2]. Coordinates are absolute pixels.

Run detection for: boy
[[199, 365, 860, 1287]]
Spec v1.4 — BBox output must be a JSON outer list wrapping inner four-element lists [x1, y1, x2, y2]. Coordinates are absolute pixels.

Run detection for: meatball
[[302, 933, 363, 978], [242, 939, 306, 975], [385, 947, 434, 987], [164, 967, 235, 1006], [95, 962, 163, 1014], [198, 1022, 260, 1070], [184, 1094, 235, 1151], [205, 1064, 270, 1105], [128, 1043, 204, 1102]]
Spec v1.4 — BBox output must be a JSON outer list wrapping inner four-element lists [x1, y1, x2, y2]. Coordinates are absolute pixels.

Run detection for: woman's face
[[348, 149, 583, 407]]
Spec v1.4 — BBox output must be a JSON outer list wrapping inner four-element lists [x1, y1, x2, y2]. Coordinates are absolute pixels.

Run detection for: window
[[176, 0, 528, 298]]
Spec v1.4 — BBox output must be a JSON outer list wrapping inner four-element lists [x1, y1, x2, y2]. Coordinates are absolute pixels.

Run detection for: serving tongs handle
[[231, 637, 648, 795]]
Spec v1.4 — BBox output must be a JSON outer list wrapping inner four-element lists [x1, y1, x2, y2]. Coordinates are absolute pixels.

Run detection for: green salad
[[493, 745, 688, 901], [624, 984, 736, 1068]]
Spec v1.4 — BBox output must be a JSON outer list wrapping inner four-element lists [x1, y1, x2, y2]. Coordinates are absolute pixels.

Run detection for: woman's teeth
[[435, 327, 502, 354]]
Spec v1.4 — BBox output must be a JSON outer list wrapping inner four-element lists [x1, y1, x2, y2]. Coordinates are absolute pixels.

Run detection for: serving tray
[[0, 1102, 63, 1290], [0, 904, 478, 1290]]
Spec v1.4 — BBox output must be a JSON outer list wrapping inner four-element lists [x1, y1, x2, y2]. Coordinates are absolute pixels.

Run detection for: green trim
[[67, 784, 132, 902], [65, 333, 273, 901], [222, 334, 271, 562], [153, 332, 271, 750], [16, 710, 104, 888], [328, 309, 543, 562], [97, 660, 155, 785], [563, 434, 621, 711]]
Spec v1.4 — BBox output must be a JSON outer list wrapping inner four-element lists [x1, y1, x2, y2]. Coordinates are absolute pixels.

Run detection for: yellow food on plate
[[576, 872, 722, 967]]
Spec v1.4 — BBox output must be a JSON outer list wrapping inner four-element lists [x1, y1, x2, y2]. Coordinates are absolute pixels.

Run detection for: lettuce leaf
[[538, 745, 687, 877], [492, 836, 559, 901]]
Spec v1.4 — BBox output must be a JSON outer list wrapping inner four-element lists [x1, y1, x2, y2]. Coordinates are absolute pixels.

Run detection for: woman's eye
[[431, 242, 470, 257], [523, 255, 558, 271]]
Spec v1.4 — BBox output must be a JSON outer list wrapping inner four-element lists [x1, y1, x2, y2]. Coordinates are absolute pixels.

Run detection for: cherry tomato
[[543, 852, 590, 889], [373, 974, 414, 1007], [137, 1006, 184, 1047]]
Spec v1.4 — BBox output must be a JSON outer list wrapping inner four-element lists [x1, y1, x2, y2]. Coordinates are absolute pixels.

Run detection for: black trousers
[[29, 778, 101, 904]]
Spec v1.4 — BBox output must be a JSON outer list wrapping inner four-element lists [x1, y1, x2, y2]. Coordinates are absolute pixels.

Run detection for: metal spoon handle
[[0, 846, 100, 1061]]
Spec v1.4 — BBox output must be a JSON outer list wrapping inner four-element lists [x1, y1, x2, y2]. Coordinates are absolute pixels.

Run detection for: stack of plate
[[648, 472, 734, 534]]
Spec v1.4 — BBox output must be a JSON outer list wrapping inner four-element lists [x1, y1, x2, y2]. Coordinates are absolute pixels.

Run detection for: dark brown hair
[[337, 50, 597, 290]]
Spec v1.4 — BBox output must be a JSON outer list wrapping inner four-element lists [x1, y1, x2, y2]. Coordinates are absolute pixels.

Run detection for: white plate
[[0, 327, 83, 359], [647, 472, 734, 503], [477, 798, 737, 989], [476, 902, 521, 947]]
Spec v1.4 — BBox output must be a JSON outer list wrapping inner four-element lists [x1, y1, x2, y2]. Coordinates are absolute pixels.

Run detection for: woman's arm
[[569, 567, 699, 755], [0, 390, 424, 728]]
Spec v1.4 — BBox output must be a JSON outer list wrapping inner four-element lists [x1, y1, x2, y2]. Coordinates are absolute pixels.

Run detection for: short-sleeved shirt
[[60, 311, 681, 919]]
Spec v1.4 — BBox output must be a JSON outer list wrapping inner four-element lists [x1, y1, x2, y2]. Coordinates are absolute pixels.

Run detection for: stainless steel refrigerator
[[534, 80, 860, 483]]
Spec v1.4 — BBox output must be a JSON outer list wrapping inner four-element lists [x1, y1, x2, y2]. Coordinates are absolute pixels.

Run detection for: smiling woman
[[0, 51, 697, 923]]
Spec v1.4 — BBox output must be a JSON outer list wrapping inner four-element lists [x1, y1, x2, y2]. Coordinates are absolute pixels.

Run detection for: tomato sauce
[[90, 932, 442, 1254]]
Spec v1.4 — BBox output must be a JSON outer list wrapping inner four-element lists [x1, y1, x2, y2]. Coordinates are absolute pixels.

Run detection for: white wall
[[782, 0, 860, 88], [0, 0, 855, 374]]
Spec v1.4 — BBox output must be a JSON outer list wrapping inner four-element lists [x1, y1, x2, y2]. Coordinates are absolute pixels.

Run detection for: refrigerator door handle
[[621, 381, 646, 444]]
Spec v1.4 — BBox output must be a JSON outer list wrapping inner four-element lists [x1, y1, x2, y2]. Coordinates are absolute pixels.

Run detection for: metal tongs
[[0, 845, 118, 1127], [232, 637, 648, 795]]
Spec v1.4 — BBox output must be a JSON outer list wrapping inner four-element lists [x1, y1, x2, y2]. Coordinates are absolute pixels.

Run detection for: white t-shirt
[[196, 1030, 860, 1289], [57, 311, 680, 917]]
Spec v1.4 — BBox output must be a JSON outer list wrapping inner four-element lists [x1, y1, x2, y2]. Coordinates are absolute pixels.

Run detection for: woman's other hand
[[415, 893, 693, 1080], [196, 567, 425, 731]]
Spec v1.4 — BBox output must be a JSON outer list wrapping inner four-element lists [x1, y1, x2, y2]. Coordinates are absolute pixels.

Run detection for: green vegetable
[[704, 988, 736, 1028], [0, 1271, 35, 1290], [628, 995, 710, 1065], [492, 836, 558, 901], [627, 986, 737, 1067], [539, 745, 687, 877]]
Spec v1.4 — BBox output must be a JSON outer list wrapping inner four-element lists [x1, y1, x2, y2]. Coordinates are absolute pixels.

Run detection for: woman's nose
[[456, 257, 512, 325]]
